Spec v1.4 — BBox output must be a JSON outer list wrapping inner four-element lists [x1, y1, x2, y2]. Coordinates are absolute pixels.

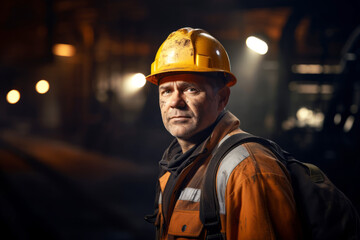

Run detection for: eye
[[185, 87, 198, 94], [160, 89, 172, 96]]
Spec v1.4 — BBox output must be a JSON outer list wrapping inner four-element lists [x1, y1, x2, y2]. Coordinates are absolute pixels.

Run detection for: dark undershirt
[[159, 111, 226, 225]]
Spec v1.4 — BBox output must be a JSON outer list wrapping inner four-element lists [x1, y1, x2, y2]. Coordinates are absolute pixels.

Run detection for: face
[[159, 74, 228, 141]]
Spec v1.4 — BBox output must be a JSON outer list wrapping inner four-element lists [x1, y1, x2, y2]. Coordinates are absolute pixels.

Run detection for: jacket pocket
[[168, 210, 204, 238]]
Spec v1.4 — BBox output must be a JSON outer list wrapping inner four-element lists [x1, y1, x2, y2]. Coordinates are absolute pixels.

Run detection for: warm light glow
[[344, 116, 355, 132], [334, 113, 342, 125], [52, 43, 76, 57], [123, 73, 146, 95], [111, 72, 147, 114], [246, 36, 268, 55], [130, 73, 146, 89], [296, 107, 313, 122], [296, 107, 324, 129], [291, 64, 341, 74], [36, 80, 50, 94], [289, 83, 333, 94], [293, 64, 323, 74], [6, 89, 20, 104]]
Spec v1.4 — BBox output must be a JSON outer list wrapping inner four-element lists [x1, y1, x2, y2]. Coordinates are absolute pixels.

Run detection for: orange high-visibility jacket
[[155, 111, 302, 239]]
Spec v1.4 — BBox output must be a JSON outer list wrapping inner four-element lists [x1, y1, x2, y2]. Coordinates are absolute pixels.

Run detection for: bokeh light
[[123, 73, 146, 95], [6, 89, 21, 104], [52, 44, 76, 57], [246, 36, 268, 55], [36, 80, 50, 94]]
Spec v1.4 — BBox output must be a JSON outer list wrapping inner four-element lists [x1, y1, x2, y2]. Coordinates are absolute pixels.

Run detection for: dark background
[[0, 0, 359, 239]]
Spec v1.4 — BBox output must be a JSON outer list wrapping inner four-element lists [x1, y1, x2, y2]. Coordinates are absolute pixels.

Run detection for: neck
[[177, 119, 220, 153], [177, 139, 197, 153]]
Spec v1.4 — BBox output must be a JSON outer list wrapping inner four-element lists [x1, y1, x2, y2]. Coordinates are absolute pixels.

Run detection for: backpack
[[200, 133, 360, 240]]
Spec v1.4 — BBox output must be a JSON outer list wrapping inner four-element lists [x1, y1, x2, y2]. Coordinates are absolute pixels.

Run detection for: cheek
[[192, 96, 214, 113], [197, 99, 218, 119], [159, 95, 169, 110], [159, 99, 166, 109], [159, 99, 169, 121]]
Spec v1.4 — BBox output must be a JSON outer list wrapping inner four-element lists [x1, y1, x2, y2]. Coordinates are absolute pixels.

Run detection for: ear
[[217, 86, 230, 112]]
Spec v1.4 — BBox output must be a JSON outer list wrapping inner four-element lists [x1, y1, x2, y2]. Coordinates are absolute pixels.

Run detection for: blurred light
[[52, 44, 76, 57], [6, 90, 20, 104], [36, 80, 50, 94], [344, 116, 355, 132], [309, 112, 324, 127], [110, 72, 147, 118], [293, 64, 323, 74], [130, 73, 146, 89], [246, 36, 268, 55], [289, 83, 333, 94], [296, 107, 324, 129], [291, 64, 341, 74], [296, 107, 312, 122], [282, 117, 296, 130], [334, 113, 342, 125], [123, 73, 146, 95]]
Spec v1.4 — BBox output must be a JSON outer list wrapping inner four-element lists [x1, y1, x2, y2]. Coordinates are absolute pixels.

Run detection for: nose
[[169, 90, 186, 109]]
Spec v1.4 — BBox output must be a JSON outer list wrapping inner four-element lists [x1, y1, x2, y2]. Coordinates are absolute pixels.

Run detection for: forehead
[[158, 73, 214, 87]]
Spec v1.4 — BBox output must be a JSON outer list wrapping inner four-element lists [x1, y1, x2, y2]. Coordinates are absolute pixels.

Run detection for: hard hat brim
[[146, 70, 237, 87]]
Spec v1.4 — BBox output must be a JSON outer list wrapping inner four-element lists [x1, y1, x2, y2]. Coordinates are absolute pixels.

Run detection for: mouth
[[169, 115, 191, 120]]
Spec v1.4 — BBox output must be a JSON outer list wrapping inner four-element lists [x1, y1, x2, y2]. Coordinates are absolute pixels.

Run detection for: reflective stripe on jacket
[[156, 111, 302, 239]]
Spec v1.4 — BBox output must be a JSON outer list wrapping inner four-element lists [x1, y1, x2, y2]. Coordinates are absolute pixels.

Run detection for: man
[[145, 27, 302, 239]]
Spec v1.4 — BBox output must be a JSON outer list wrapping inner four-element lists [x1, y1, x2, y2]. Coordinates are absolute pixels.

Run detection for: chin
[[167, 124, 195, 137], [170, 129, 196, 139], [171, 132, 193, 139]]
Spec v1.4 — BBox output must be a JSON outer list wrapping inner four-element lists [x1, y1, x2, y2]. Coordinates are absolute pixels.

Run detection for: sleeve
[[223, 145, 303, 240]]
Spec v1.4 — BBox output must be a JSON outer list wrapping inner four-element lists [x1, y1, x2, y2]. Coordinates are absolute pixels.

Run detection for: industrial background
[[0, 0, 359, 239]]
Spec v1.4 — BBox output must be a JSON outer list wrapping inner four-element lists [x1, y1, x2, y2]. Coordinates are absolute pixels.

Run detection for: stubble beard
[[165, 118, 198, 140]]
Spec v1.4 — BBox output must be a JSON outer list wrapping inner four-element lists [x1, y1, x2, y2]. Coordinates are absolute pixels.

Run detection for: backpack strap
[[200, 132, 285, 239]]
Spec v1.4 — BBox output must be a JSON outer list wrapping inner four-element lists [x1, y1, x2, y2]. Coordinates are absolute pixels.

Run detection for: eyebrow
[[159, 85, 171, 91], [159, 81, 199, 90], [180, 82, 196, 88]]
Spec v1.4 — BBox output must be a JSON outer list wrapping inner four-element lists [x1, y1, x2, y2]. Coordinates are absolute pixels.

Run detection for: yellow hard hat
[[146, 27, 237, 87]]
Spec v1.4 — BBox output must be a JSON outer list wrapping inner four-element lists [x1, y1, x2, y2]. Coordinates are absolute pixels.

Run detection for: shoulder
[[215, 141, 292, 214], [242, 142, 288, 177], [216, 141, 291, 193], [217, 141, 286, 178]]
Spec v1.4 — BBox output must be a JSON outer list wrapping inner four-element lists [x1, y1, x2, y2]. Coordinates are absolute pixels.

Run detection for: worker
[[144, 27, 302, 239]]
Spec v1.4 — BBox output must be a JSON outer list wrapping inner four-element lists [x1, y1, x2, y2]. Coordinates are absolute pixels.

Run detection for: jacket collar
[[160, 111, 240, 175]]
